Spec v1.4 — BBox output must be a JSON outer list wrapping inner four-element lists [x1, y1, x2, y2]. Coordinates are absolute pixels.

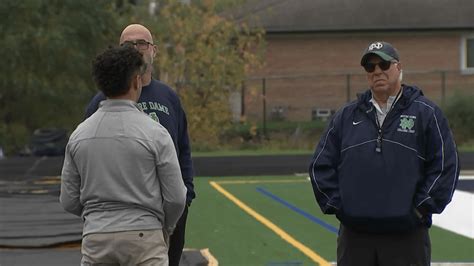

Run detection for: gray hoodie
[[60, 100, 186, 236]]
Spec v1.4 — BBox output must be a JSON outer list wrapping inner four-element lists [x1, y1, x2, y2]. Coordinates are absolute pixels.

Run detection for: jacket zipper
[[372, 88, 403, 153], [376, 127, 382, 153]]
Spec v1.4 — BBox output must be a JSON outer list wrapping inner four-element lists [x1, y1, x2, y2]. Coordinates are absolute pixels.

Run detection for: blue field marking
[[256, 186, 338, 234]]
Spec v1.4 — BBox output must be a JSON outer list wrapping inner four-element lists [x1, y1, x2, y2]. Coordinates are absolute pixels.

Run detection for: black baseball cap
[[360, 41, 400, 66]]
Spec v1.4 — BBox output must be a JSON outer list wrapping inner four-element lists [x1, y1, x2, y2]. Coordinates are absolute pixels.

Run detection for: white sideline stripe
[[432, 190, 474, 239], [459, 175, 474, 180]]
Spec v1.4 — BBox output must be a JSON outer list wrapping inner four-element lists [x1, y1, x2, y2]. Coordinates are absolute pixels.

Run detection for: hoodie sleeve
[[176, 98, 195, 205], [308, 114, 342, 215], [415, 105, 460, 215]]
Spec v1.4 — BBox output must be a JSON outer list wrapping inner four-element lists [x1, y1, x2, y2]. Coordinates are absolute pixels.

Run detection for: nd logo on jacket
[[398, 115, 416, 134]]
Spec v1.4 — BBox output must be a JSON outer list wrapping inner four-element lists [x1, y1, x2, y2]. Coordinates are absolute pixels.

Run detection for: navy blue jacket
[[85, 79, 195, 205], [309, 85, 459, 233]]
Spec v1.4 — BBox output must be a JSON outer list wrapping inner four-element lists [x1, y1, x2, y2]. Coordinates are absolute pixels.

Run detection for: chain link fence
[[232, 70, 474, 129]]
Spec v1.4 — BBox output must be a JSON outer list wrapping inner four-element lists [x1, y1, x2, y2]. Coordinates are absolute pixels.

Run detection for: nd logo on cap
[[368, 42, 384, 51], [361, 41, 400, 65]]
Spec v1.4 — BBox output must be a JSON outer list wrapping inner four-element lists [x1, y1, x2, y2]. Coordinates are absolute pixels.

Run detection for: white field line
[[459, 175, 474, 180], [432, 189, 474, 239]]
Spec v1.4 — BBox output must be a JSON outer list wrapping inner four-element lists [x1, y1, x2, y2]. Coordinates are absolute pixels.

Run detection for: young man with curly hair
[[60, 46, 186, 266]]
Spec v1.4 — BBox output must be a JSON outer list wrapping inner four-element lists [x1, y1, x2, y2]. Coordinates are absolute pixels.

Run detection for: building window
[[467, 39, 474, 68], [462, 36, 474, 74]]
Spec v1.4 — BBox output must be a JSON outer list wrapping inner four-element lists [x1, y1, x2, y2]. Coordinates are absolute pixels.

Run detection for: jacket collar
[[98, 99, 141, 112], [356, 84, 423, 113]]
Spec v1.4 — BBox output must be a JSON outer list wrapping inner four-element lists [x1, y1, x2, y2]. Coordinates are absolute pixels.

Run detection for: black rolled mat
[[0, 194, 83, 248]]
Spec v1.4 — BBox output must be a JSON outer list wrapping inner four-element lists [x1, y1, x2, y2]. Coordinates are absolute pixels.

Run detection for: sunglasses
[[363, 61, 395, 73]]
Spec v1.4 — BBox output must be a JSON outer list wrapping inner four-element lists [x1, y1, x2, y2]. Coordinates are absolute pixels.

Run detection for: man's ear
[[152, 45, 158, 58]]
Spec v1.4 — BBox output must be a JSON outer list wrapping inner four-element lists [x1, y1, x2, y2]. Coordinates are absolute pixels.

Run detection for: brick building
[[229, 0, 474, 122]]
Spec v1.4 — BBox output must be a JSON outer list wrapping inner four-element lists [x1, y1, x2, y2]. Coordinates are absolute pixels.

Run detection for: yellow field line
[[216, 179, 308, 185], [209, 181, 331, 266]]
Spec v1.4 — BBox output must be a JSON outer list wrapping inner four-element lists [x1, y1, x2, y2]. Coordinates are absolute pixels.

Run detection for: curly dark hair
[[92, 46, 145, 97]]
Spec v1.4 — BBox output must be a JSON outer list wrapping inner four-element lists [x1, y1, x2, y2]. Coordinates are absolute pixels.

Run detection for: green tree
[[136, 0, 265, 149], [443, 92, 474, 145], [0, 0, 123, 154]]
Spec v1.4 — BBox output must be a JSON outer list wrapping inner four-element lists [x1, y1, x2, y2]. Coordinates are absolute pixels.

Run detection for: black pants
[[168, 205, 189, 266], [337, 225, 431, 266]]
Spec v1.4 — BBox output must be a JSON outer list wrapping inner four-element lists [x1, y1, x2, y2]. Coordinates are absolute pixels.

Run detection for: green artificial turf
[[186, 176, 319, 265], [186, 176, 474, 265]]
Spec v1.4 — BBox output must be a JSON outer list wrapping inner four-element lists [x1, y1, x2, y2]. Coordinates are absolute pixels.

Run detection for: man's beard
[[144, 54, 154, 73]]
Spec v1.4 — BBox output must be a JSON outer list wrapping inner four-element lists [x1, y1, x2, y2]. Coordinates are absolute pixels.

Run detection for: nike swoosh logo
[[352, 121, 363, 125]]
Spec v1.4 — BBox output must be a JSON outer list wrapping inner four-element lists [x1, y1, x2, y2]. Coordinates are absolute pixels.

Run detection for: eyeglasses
[[121, 39, 154, 51], [363, 61, 396, 73]]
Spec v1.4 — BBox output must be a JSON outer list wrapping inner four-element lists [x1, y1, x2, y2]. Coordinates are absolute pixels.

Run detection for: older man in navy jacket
[[309, 41, 459, 266]]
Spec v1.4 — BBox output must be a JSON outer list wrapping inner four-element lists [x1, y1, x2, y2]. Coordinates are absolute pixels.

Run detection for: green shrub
[[442, 93, 474, 145], [215, 120, 326, 151]]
